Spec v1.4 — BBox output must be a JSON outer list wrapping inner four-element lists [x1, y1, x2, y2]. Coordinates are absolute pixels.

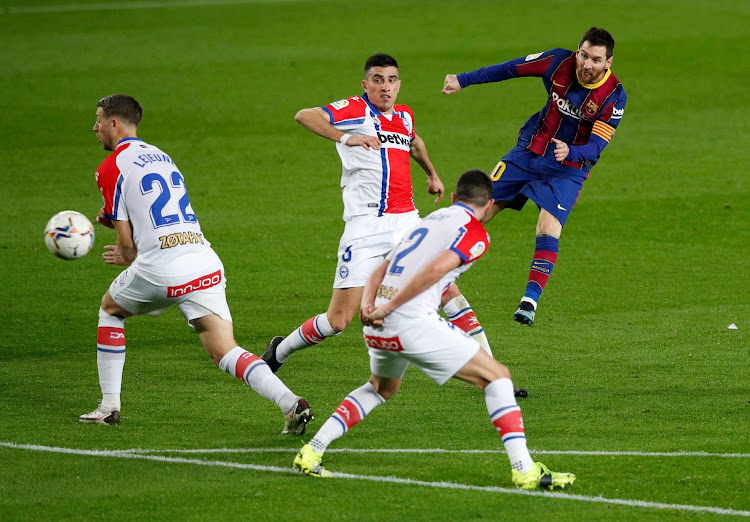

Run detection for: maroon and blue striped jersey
[[457, 48, 626, 174]]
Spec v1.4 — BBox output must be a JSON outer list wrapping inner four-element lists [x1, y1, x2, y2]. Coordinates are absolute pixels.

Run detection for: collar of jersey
[[361, 93, 383, 116], [576, 68, 611, 89], [117, 137, 143, 148], [453, 201, 476, 217]]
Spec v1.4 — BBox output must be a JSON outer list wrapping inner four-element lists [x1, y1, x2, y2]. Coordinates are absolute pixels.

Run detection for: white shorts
[[363, 313, 480, 385], [333, 211, 420, 289], [108, 250, 232, 323]]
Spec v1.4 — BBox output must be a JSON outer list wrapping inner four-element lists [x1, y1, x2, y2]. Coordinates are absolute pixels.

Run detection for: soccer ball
[[44, 210, 95, 260]]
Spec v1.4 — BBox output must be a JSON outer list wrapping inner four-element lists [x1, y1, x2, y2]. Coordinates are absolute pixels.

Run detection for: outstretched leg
[[294, 376, 397, 477], [195, 313, 313, 435], [455, 350, 575, 489]]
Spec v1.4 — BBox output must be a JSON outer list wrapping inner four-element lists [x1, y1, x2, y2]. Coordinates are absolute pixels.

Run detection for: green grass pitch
[[1, 0, 748, 519]]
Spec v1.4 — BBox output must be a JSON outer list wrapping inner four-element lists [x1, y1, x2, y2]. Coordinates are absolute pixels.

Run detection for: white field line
[[1, 442, 749, 517], [2, 0, 298, 15], [116, 447, 750, 458]]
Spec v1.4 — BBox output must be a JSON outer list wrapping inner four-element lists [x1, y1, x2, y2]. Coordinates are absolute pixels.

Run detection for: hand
[[441, 74, 462, 95], [551, 138, 569, 162], [360, 304, 375, 326], [346, 134, 381, 151], [102, 244, 132, 266], [361, 304, 389, 327], [96, 207, 114, 229], [426, 175, 444, 204]]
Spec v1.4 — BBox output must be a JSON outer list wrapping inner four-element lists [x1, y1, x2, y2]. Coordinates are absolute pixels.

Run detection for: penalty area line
[[2, 442, 749, 517]]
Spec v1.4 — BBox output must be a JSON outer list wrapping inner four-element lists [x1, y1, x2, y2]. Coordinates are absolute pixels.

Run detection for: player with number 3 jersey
[[263, 54, 501, 378]]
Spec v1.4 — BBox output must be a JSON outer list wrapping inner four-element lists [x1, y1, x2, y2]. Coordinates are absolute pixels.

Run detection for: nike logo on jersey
[[557, 204, 567, 211], [552, 81, 565, 88]]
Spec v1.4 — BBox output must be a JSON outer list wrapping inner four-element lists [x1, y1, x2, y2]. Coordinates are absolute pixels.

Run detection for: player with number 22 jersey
[[96, 138, 213, 275]]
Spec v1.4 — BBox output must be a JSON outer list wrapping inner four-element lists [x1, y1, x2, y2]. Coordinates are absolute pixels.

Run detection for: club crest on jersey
[[331, 99, 350, 110], [584, 100, 599, 116], [339, 265, 349, 279], [402, 117, 412, 136]]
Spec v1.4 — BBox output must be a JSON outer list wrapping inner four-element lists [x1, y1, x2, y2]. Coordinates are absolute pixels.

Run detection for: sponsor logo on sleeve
[[469, 241, 486, 259], [525, 52, 544, 61], [331, 99, 350, 110], [611, 106, 625, 119]]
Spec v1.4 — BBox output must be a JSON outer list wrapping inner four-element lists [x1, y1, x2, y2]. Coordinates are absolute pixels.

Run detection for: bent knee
[[493, 362, 512, 381], [328, 313, 353, 332]]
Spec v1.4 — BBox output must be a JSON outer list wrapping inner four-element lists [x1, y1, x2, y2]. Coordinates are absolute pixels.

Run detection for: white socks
[[97, 308, 126, 411], [218, 346, 297, 413]]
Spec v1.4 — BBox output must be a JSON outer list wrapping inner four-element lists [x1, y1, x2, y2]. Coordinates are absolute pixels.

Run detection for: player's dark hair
[[97, 94, 143, 126], [455, 169, 493, 207], [580, 27, 615, 58], [364, 53, 398, 76]]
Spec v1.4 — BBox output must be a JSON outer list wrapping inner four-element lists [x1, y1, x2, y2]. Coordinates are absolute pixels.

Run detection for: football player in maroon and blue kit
[[442, 27, 626, 326]]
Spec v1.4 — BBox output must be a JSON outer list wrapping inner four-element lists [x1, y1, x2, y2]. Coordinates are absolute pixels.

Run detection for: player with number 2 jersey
[[293, 170, 575, 489]]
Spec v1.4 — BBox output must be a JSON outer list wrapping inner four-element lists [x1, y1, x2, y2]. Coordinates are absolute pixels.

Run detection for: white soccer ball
[[44, 210, 95, 260]]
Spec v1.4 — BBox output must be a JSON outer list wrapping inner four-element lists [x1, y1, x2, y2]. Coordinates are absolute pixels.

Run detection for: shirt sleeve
[[457, 49, 563, 88], [449, 218, 490, 263], [96, 154, 128, 222], [320, 96, 366, 129]]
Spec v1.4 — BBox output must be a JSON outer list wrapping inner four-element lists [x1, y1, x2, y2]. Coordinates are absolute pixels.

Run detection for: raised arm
[[295, 107, 381, 150]]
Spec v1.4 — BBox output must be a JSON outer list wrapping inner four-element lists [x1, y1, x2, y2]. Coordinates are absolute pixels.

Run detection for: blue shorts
[[490, 146, 587, 226]]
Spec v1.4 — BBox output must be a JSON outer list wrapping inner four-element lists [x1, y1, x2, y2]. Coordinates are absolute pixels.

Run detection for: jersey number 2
[[389, 228, 428, 275]]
